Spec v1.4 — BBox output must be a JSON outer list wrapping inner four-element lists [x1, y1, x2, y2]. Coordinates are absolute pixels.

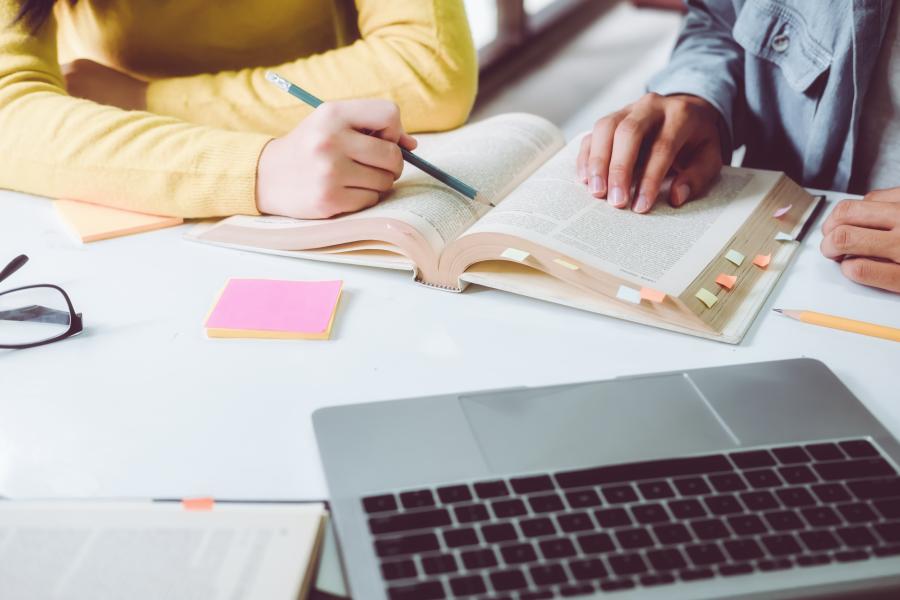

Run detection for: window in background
[[463, 0, 499, 50], [524, 0, 558, 13]]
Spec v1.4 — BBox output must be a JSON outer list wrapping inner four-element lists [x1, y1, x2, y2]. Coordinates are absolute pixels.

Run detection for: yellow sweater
[[0, 0, 477, 217]]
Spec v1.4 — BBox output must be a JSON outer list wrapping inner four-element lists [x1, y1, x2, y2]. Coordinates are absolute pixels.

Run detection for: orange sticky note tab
[[54, 199, 182, 243], [640, 287, 666, 303], [182, 497, 215, 511], [715, 273, 737, 290], [753, 254, 771, 268]]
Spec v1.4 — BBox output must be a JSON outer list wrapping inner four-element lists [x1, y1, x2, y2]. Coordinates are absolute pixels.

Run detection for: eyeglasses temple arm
[[0, 255, 28, 284]]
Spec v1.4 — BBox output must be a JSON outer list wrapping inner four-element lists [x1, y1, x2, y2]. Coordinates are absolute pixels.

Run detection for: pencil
[[773, 309, 900, 342], [264, 71, 492, 207]]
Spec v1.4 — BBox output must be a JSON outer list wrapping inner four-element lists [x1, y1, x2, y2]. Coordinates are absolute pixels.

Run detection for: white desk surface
[[1, 189, 898, 502]]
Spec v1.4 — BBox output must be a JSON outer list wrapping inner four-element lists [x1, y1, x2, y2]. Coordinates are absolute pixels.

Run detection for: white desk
[[1, 189, 898, 502]]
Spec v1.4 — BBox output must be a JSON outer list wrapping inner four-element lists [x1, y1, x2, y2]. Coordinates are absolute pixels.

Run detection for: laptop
[[313, 359, 900, 599]]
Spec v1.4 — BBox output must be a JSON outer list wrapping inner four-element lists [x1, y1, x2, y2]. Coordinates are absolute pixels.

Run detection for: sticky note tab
[[753, 254, 771, 268], [695, 287, 718, 308], [616, 285, 642, 305], [640, 287, 666, 303], [715, 273, 737, 290], [773, 204, 792, 218], [182, 497, 214, 511], [553, 258, 579, 270], [775, 232, 794, 242], [501, 248, 530, 262], [54, 199, 182, 243], [205, 278, 342, 340], [724, 249, 745, 266]]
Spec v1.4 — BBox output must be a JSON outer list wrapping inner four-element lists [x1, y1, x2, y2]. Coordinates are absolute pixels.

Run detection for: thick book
[[0, 499, 327, 599], [188, 114, 822, 344]]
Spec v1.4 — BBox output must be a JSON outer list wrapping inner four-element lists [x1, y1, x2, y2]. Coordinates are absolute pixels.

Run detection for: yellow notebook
[[54, 199, 183, 243]]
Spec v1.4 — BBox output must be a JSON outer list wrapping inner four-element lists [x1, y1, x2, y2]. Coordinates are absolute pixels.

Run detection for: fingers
[[607, 107, 661, 208], [576, 135, 591, 184], [341, 160, 396, 194], [326, 99, 406, 143], [820, 225, 900, 262], [822, 199, 900, 235], [399, 133, 417, 151], [864, 187, 900, 204], [840, 258, 900, 293], [585, 115, 621, 197], [669, 142, 722, 207], [633, 112, 691, 213], [344, 132, 404, 179]]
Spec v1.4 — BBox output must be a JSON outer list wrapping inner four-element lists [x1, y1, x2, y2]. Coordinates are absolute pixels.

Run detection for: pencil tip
[[475, 192, 495, 208], [772, 308, 784, 314]]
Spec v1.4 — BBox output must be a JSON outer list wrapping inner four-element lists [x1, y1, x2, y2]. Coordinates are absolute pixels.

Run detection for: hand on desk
[[576, 93, 723, 213], [62, 59, 147, 111], [820, 190, 900, 294]]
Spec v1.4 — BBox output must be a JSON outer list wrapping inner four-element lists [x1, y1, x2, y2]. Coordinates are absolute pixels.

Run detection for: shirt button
[[772, 34, 790, 52]]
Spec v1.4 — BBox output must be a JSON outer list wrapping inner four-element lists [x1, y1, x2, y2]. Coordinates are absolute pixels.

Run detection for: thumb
[[669, 142, 722, 207], [331, 99, 405, 143]]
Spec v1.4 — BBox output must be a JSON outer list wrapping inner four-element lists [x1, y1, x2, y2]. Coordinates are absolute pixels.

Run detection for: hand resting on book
[[256, 99, 417, 220], [576, 93, 723, 214], [820, 190, 900, 294]]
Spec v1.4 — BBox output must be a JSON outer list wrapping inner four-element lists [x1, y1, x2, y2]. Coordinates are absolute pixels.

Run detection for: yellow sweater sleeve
[[0, 2, 270, 218], [146, 0, 478, 136]]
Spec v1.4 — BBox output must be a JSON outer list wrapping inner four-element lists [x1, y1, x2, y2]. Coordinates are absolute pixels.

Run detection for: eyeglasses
[[0, 255, 83, 349]]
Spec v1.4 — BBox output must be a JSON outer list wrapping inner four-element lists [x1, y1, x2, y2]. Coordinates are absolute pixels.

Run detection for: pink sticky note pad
[[205, 278, 342, 339], [715, 273, 737, 290]]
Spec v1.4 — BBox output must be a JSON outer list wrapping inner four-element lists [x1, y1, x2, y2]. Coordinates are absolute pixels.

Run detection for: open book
[[188, 114, 821, 344], [0, 500, 327, 599]]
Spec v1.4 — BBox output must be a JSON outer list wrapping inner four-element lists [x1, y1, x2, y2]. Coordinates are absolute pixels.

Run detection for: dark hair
[[15, 0, 77, 31]]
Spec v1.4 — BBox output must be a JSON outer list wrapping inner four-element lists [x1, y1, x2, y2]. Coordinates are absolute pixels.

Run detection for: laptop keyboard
[[361, 438, 900, 599]]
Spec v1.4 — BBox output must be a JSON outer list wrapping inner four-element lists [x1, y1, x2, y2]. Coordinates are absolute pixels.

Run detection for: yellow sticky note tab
[[616, 285, 642, 305], [553, 258, 579, 270], [715, 273, 737, 290], [725, 249, 745, 266], [640, 287, 666, 303], [501, 248, 530, 262], [753, 254, 771, 268], [695, 287, 718, 308]]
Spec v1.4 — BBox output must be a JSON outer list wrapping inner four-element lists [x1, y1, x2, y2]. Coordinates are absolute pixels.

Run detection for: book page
[[0, 501, 325, 600], [461, 136, 779, 292]]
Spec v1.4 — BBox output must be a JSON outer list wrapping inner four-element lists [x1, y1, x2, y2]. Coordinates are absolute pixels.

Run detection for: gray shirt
[[852, 3, 900, 194]]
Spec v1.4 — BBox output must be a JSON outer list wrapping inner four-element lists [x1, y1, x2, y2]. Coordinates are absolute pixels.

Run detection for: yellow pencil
[[774, 309, 900, 342]]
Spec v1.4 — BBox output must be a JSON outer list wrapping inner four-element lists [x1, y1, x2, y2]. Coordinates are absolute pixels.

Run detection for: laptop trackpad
[[459, 374, 739, 475]]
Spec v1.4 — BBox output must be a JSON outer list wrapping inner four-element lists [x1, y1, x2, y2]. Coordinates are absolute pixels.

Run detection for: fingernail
[[674, 183, 691, 207], [589, 175, 601, 194], [609, 186, 626, 208], [634, 193, 650, 213]]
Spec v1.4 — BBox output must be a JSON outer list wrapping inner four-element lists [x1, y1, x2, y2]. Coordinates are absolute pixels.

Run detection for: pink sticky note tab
[[640, 287, 666, 303], [753, 254, 771, 268], [773, 204, 792, 218], [715, 273, 737, 290], [182, 497, 215, 511], [205, 279, 342, 336]]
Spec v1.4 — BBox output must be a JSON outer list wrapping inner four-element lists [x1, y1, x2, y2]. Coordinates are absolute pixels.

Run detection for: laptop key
[[370, 509, 451, 535], [454, 504, 490, 523], [631, 503, 670, 524], [814, 458, 895, 481], [690, 518, 730, 540], [727, 514, 767, 535], [443, 527, 479, 548], [437, 485, 472, 504], [492, 499, 527, 518], [837, 526, 878, 547], [399, 489, 435, 509], [646, 548, 687, 571], [489, 568, 529, 591], [874, 498, 900, 519], [764, 510, 805, 531], [811, 483, 852, 504], [603, 485, 638, 504], [474, 480, 510, 499], [685, 543, 727, 565], [776, 487, 817, 507], [653, 522, 692, 544], [709, 473, 747, 492], [874, 545, 900, 557], [773, 446, 811, 464], [674, 477, 711, 496], [540, 537, 577, 559], [741, 490, 779, 511], [381, 559, 417, 580], [704, 494, 743, 515], [875, 522, 900, 543], [745, 469, 783, 489], [640, 573, 676, 586], [529, 563, 568, 586], [501, 542, 538, 564], [730, 450, 776, 469], [615, 527, 654, 549], [576, 532, 615, 554], [757, 558, 792, 571], [806, 443, 845, 461], [449, 574, 487, 596], [801, 506, 841, 527], [558, 512, 595, 532], [797, 554, 832, 567], [848, 478, 900, 500], [835, 550, 870, 562], [669, 498, 707, 519], [724, 539, 764, 561], [520, 517, 557, 537], [422, 553, 458, 575], [568, 558, 608, 580], [608, 552, 648, 575], [799, 530, 840, 552], [561, 583, 598, 595], [387, 580, 445, 600], [511, 475, 555, 494], [638, 480, 675, 499], [778, 465, 817, 485], [363, 494, 398, 514], [839, 439, 880, 458], [520, 592, 554, 600], [761, 534, 803, 556], [529, 493, 565, 513], [719, 563, 754, 576], [375, 532, 440, 557], [566, 489, 602, 508], [555, 454, 732, 489], [679, 568, 715, 581], [482, 523, 518, 544], [461, 548, 498, 569], [837, 502, 879, 523], [595, 507, 631, 528]]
